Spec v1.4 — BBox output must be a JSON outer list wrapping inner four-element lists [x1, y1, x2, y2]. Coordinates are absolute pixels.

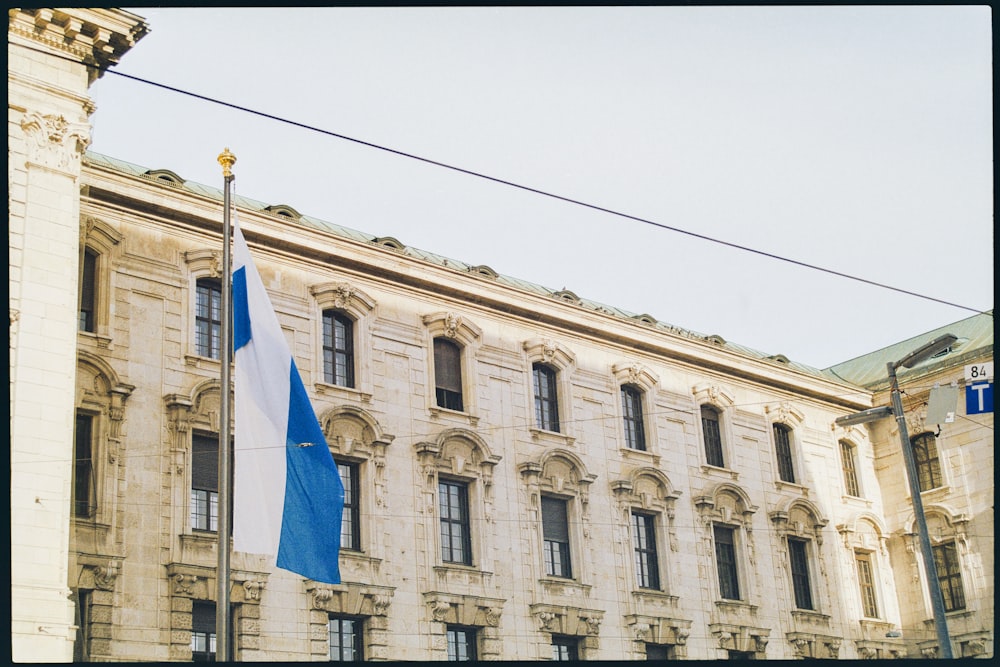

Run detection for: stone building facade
[[9, 7, 993, 662]]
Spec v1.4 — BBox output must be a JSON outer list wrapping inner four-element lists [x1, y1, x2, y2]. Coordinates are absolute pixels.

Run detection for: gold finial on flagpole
[[218, 147, 236, 178]]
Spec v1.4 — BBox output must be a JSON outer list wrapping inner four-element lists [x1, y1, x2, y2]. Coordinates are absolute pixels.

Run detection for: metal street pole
[[887, 360, 953, 658]]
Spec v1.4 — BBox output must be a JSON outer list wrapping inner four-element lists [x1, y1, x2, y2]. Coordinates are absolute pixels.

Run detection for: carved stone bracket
[[20, 111, 90, 173]]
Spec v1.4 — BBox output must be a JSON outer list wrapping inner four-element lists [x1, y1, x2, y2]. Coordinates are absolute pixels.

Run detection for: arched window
[[911, 432, 942, 491], [773, 423, 795, 483], [839, 440, 861, 497], [79, 248, 98, 332]]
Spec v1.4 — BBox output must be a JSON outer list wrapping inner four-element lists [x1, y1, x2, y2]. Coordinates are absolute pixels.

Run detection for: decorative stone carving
[[173, 573, 198, 595], [20, 111, 90, 172], [537, 611, 557, 631], [430, 599, 451, 622], [89, 561, 119, 591], [242, 579, 264, 602]]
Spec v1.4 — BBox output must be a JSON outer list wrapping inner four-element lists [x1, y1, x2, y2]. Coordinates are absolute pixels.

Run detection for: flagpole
[[217, 148, 236, 662]]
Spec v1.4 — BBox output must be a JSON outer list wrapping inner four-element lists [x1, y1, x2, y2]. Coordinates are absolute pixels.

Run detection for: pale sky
[[87, 6, 993, 369]]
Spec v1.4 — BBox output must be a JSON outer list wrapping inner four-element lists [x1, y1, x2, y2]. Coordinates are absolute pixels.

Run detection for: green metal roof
[[825, 310, 994, 390]]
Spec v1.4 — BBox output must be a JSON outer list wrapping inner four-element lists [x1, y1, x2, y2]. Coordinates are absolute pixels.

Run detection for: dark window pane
[[195, 280, 222, 359], [447, 626, 477, 661], [714, 525, 740, 600], [338, 461, 361, 551], [191, 601, 216, 662], [323, 311, 355, 388], [79, 248, 97, 332], [542, 496, 572, 578], [434, 338, 464, 411], [911, 432, 942, 492], [856, 553, 879, 618], [840, 440, 861, 497], [74, 414, 95, 517], [533, 363, 560, 432], [933, 542, 966, 612], [191, 434, 219, 532], [773, 424, 795, 483], [440, 480, 472, 565], [633, 512, 660, 590], [551, 635, 578, 661], [645, 643, 674, 660], [702, 405, 725, 467], [329, 615, 363, 661], [788, 538, 813, 610], [622, 385, 646, 450]]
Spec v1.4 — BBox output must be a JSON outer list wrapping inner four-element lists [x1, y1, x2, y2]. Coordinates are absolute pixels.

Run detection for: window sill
[[77, 329, 112, 349], [621, 447, 661, 466], [841, 494, 873, 509], [700, 464, 739, 481], [790, 609, 832, 630], [540, 577, 592, 599], [775, 479, 810, 496], [341, 551, 384, 582], [434, 563, 493, 589], [529, 428, 575, 447], [429, 405, 480, 427], [184, 353, 221, 369], [314, 381, 372, 403], [631, 589, 681, 615]]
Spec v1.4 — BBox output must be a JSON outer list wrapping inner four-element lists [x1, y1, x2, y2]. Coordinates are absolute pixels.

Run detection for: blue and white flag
[[232, 218, 344, 584]]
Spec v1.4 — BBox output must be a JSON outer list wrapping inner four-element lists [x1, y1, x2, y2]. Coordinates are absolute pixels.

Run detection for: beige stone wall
[[64, 157, 925, 660], [868, 352, 994, 659], [8, 8, 147, 662]]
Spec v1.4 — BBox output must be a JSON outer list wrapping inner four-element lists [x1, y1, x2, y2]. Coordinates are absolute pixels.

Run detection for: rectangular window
[[329, 615, 363, 661], [323, 310, 355, 387], [912, 433, 942, 492], [533, 363, 560, 432], [191, 434, 219, 532], [714, 525, 740, 600], [191, 601, 216, 662], [338, 461, 361, 551], [447, 625, 478, 661], [632, 512, 661, 590], [195, 280, 222, 359], [79, 248, 97, 332], [702, 405, 725, 467], [74, 413, 96, 518], [551, 635, 579, 661], [433, 338, 464, 411], [788, 538, 814, 610], [840, 440, 861, 497], [542, 496, 572, 578], [856, 552, 879, 618], [773, 423, 796, 483], [439, 480, 472, 565], [621, 385, 646, 451], [645, 643, 675, 660], [72, 589, 91, 662], [933, 542, 966, 612]]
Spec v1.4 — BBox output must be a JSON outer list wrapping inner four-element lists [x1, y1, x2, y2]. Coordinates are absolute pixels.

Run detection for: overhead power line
[[19, 38, 989, 317]]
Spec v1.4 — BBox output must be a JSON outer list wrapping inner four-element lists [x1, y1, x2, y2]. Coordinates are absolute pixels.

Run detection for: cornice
[[8, 8, 148, 83], [80, 162, 872, 411]]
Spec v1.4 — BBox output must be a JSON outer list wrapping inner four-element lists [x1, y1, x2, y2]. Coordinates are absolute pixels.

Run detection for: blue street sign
[[966, 382, 993, 415]]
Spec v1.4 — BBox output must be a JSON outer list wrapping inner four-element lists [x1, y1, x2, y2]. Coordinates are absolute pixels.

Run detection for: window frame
[[532, 362, 561, 433], [551, 634, 579, 661], [79, 247, 98, 333], [439, 478, 473, 566], [328, 614, 364, 662], [446, 624, 478, 661], [337, 460, 361, 552], [933, 541, 966, 612], [541, 495, 573, 579], [194, 278, 223, 360], [621, 384, 647, 451], [73, 412, 97, 518], [433, 337, 465, 412], [191, 432, 220, 533], [855, 551, 880, 619], [714, 524, 741, 601], [701, 404, 726, 468], [839, 440, 862, 497], [773, 422, 796, 483], [632, 511, 661, 590], [322, 309, 356, 388], [191, 600, 217, 662], [911, 432, 943, 492], [787, 537, 814, 610]]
